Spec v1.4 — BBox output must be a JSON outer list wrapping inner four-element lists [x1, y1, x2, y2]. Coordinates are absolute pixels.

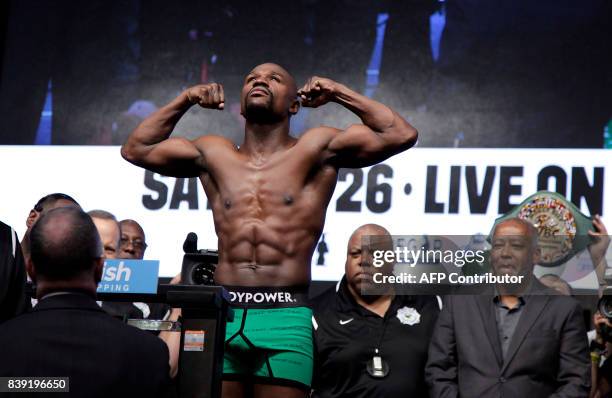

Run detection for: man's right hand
[[594, 312, 612, 344], [185, 83, 225, 110], [589, 215, 610, 258]]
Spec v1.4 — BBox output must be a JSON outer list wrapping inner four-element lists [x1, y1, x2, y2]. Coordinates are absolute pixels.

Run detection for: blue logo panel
[[97, 259, 160, 294]]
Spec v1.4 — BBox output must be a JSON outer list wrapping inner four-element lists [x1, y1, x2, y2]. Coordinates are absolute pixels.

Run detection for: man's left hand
[[298, 76, 338, 108]]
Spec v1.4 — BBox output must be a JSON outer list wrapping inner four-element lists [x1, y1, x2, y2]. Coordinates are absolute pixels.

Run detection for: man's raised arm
[[121, 84, 225, 177], [298, 77, 418, 168]]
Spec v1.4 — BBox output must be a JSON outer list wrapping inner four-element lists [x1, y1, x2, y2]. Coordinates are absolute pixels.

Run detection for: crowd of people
[[1, 194, 610, 398]]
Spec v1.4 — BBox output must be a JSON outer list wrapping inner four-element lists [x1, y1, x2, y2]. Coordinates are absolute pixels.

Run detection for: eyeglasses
[[120, 238, 148, 251]]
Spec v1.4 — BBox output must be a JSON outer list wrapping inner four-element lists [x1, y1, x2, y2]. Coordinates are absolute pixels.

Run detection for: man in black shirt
[[311, 224, 440, 397]]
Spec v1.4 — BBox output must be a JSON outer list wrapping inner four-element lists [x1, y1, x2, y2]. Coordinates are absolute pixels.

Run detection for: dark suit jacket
[[0, 292, 172, 397], [0, 221, 28, 323], [425, 280, 590, 398]]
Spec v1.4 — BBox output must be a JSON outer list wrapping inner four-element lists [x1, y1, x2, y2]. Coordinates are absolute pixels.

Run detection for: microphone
[[183, 232, 198, 253]]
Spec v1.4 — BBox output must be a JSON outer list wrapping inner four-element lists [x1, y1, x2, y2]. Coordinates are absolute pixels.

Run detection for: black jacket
[[0, 292, 172, 397], [0, 220, 28, 324]]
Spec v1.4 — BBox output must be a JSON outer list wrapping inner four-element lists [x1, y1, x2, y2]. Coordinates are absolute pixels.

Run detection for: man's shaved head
[[347, 223, 393, 253], [492, 217, 539, 249], [248, 63, 297, 95], [30, 207, 103, 280], [345, 223, 393, 298], [349, 223, 391, 242], [33, 193, 80, 213], [119, 219, 145, 235]]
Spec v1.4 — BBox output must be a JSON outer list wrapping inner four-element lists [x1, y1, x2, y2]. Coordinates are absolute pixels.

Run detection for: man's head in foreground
[[27, 207, 103, 299], [240, 63, 300, 124], [88, 210, 120, 259], [119, 219, 147, 260], [23, 193, 80, 256], [345, 223, 393, 298], [490, 218, 540, 279]]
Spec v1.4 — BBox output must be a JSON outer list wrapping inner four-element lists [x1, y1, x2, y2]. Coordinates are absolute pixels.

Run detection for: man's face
[[119, 221, 147, 259], [490, 221, 539, 277], [345, 227, 393, 295], [92, 218, 120, 259], [240, 63, 298, 123]]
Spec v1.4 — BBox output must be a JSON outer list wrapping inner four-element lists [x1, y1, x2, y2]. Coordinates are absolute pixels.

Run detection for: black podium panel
[[98, 284, 231, 398]]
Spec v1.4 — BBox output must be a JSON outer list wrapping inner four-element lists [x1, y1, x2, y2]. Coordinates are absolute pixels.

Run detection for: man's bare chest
[[202, 154, 336, 210]]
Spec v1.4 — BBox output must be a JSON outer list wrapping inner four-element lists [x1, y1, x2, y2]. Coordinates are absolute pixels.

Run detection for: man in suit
[[88, 209, 121, 259], [0, 207, 172, 397], [0, 220, 28, 323], [425, 217, 590, 398]]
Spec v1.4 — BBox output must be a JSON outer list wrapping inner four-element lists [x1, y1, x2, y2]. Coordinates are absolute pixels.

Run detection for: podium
[[97, 284, 232, 398]]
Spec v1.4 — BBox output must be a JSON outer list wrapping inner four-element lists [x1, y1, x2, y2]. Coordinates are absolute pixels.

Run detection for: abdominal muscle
[[213, 219, 319, 287]]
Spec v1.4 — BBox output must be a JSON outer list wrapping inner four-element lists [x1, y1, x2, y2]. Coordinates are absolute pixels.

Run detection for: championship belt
[[491, 191, 594, 267]]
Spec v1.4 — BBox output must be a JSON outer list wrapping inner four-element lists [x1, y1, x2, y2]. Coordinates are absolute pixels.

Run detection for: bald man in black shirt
[[311, 224, 439, 397]]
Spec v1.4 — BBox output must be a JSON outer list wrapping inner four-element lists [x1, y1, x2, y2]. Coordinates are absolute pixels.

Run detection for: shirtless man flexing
[[121, 63, 417, 398]]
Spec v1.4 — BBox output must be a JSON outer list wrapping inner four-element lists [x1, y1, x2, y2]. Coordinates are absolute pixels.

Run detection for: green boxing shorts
[[222, 286, 313, 391]]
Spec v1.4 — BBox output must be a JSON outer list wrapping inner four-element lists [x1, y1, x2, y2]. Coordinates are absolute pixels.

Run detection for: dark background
[[1, 0, 611, 148]]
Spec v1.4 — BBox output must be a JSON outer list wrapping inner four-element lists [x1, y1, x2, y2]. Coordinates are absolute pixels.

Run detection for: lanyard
[[367, 312, 391, 378]]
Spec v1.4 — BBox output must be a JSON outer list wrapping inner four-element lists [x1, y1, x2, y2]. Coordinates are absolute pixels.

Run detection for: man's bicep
[[131, 137, 206, 178], [325, 124, 394, 168]]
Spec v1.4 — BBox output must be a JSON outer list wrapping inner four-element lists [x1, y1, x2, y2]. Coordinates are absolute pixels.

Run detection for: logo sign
[[97, 259, 160, 294], [183, 330, 206, 352]]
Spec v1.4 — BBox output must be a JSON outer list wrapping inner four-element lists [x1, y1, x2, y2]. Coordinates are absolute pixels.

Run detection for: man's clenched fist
[[186, 83, 225, 110], [298, 77, 338, 108]]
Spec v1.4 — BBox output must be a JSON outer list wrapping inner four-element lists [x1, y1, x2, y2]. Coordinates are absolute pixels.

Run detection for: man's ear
[[26, 210, 38, 228], [289, 98, 300, 116], [93, 258, 104, 284], [26, 257, 36, 283]]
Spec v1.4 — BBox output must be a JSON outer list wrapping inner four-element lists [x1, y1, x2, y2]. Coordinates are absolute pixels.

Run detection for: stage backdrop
[[2, 1, 610, 148], [0, 146, 609, 286]]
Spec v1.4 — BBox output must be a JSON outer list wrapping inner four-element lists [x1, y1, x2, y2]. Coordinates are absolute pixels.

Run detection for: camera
[[597, 268, 612, 341], [180, 232, 219, 285]]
